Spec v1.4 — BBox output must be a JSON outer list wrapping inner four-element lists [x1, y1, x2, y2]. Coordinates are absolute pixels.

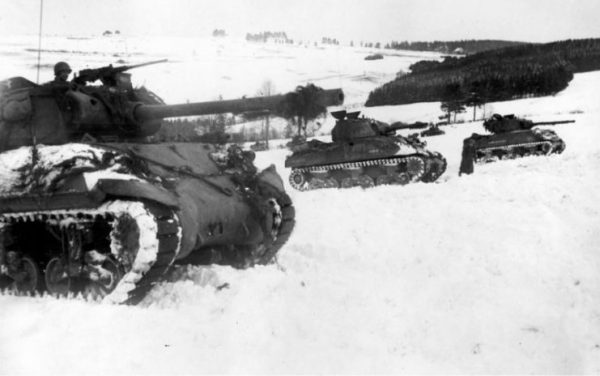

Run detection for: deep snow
[[0, 36, 599, 374]]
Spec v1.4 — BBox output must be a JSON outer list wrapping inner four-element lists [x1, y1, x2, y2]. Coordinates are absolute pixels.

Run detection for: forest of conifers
[[385, 39, 525, 54], [365, 39, 600, 106]]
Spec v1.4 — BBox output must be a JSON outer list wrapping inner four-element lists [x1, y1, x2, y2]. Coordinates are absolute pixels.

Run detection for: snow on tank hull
[[284, 136, 446, 190], [0, 143, 294, 304], [468, 128, 566, 163]]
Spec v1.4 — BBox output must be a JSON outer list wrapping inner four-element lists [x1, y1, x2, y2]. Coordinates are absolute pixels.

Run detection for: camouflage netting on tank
[[483, 114, 531, 133], [274, 84, 329, 123], [0, 144, 142, 195]]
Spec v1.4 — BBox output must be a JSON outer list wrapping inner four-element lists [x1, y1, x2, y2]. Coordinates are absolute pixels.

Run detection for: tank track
[[0, 190, 294, 304], [288, 154, 446, 191], [255, 192, 295, 265], [0, 200, 182, 304], [475, 139, 565, 163], [200, 189, 295, 268]]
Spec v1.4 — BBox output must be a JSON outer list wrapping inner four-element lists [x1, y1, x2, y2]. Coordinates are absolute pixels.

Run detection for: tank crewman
[[53, 61, 72, 83], [458, 137, 476, 176], [42, 62, 75, 113]]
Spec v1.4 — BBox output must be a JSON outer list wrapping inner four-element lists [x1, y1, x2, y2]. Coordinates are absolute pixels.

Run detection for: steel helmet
[[54, 61, 72, 75]]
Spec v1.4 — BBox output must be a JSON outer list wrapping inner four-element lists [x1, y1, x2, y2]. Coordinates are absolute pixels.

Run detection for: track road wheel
[[10, 256, 43, 294], [358, 175, 375, 189], [324, 177, 339, 189], [82, 256, 123, 298], [406, 157, 425, 180], [308, 178, 327, 190], [375, 174, 393, 186], [421, 157, 446, 183], [289, 169, 308, 191], [394, 172, 410, 185], [45, 258, 71, 296], [341, 177, 354, 188], [541, 143, 552, 155]]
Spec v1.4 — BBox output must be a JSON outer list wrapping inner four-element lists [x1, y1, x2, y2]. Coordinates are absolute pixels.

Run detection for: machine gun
[[483, 114, 575, 134], [73, 59, 168, 88]]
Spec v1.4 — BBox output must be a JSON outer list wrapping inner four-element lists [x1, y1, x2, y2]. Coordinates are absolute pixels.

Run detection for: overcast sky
[[2, 0, 600, 43]]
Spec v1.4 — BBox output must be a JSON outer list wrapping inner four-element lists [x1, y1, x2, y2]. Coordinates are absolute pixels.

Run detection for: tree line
[[212, 29, 226, 37], [245, 31, 293, 44], [385, 39, 525, 54], [321, 37, 340, 45], [150, 115, 320, 145], [366, 38, 600, 107]]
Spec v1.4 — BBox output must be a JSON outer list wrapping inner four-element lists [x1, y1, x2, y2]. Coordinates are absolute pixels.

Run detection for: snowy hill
[[0, 36, 599, 374]]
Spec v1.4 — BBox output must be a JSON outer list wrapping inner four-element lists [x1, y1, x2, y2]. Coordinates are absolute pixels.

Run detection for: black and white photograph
[[0, 0, 599, 373]]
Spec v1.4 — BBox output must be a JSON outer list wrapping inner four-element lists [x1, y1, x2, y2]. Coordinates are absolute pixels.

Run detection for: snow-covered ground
[[0, 35, 440, 107], [1, 36, 599, 374]]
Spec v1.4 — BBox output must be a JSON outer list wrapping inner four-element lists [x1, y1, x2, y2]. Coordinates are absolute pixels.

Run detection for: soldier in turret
[[43, 62, 75, 112], [52, 61, 72, 83]]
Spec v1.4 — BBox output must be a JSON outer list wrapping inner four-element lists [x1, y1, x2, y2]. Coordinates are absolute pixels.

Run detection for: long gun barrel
[[134, 88, 345, 121], [389, 121, 429, 131], [532, 120, 576, 126]]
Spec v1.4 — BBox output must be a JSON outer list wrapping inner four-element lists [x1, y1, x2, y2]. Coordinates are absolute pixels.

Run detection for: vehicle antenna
[[30, 0, 44, 166], [35, 0, 44, 84]]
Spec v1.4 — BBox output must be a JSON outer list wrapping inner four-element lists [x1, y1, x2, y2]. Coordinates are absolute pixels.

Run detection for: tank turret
[[284, 110, 446, 191], [0, 63, 343, 304], [0, 63, 344, 151], [417, 123, 445, 138], [459, 113, 573, 175], [483, 113, 575, 133], [328, 110, 428, 140]]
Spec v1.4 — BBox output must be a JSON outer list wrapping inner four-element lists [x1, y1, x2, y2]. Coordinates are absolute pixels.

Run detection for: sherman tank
[[0, 61, 344, 303], [459, 113, 574, 175], [285, 110, 446, 191], [420, 124, 445, 137]]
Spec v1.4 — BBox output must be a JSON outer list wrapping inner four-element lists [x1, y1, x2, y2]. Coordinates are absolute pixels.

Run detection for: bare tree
[[257, 79, 276, 149]]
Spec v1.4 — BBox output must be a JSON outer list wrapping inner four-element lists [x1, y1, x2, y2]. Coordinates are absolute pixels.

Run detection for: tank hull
[[469, 128, 566, 163], [0, 143, 294, 304], [420, 127, 445, 137], [285, 136, 446, 190]]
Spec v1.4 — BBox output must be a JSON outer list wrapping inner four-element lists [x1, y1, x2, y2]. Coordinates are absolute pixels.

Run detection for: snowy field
[[1, 35, 600, 374]]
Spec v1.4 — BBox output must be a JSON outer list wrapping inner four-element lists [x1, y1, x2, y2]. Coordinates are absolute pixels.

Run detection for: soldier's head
[[53, 61, 72, 82]]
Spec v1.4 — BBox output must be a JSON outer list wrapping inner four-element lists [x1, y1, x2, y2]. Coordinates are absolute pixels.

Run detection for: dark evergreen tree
[[366, 38, 594, 106], [464, 90, 485, 121]]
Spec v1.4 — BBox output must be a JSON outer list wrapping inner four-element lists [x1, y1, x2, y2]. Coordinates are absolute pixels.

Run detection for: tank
[[250, 141, 268, 151], [0, 61, 344, 304], [459, 113, 574, 175], [420, 124, 445, 137], [284, 110, 447, 191]]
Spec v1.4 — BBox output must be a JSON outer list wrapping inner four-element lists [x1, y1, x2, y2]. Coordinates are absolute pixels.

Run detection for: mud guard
[[94, 179, 180, 209], [255, 164, 285, 195]]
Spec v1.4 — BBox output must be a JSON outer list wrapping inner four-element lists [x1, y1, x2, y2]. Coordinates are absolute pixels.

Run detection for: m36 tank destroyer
[[0, 61, 343, 303], [459, 113, 574, 175], [285, 111, 446, 191]]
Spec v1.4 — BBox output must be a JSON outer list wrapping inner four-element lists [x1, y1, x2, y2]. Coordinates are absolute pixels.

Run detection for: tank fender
[[255, 164, 285, 194], [94, 179, 180, 209]]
